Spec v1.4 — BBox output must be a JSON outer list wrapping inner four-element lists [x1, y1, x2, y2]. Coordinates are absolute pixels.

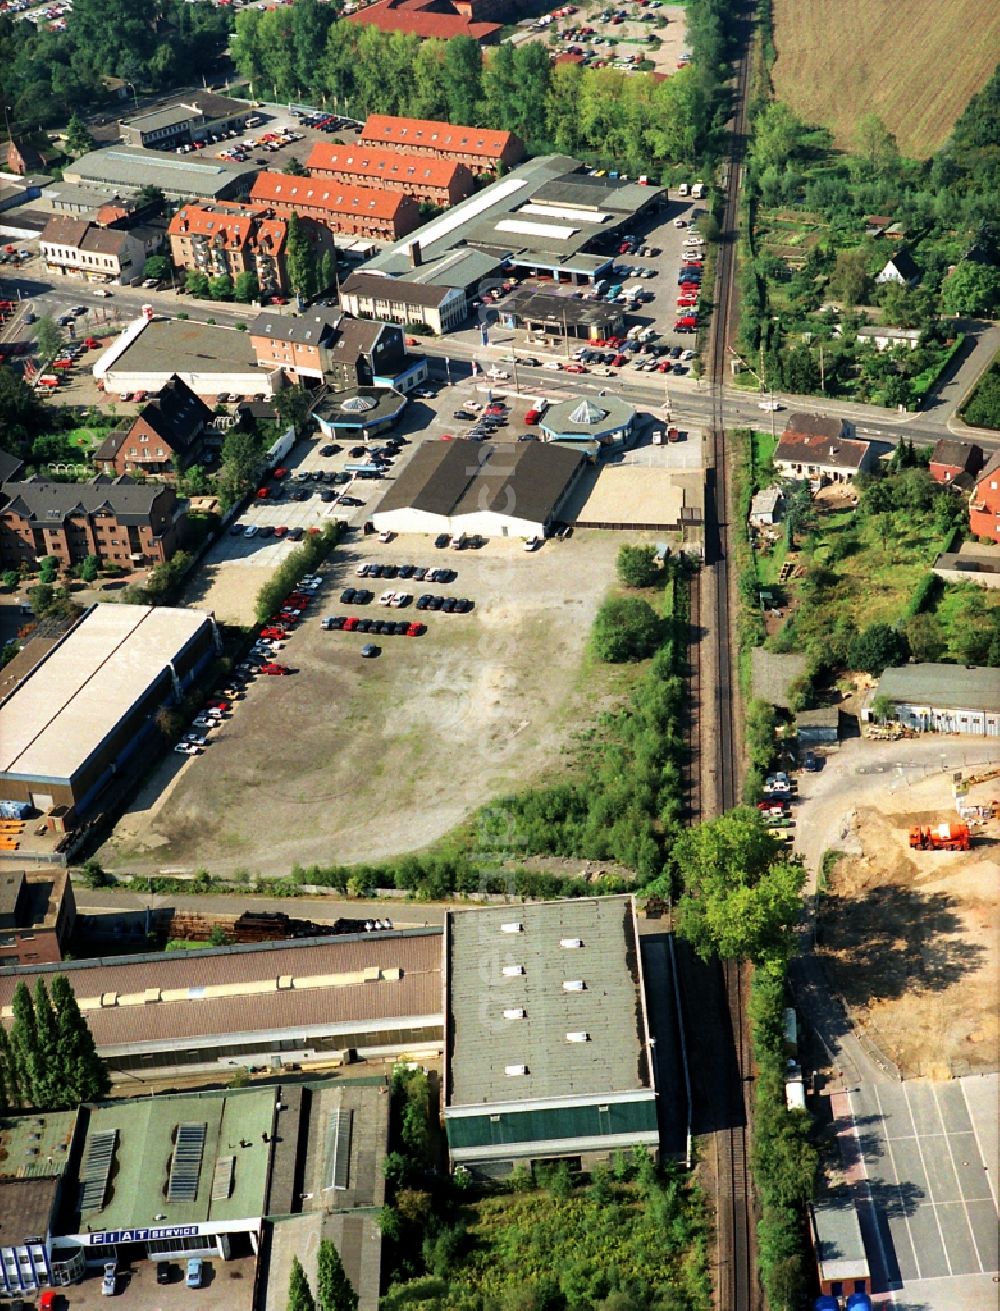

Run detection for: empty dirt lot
[[818, 768, 999, 1079], [103, 531, 628, 876]]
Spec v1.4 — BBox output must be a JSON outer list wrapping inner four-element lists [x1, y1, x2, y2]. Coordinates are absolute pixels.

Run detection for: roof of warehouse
[[446, 897, 652, 1107], [872, 662, 1000, 714], [0, 930, 444, 1052], [66, 1087, 275, 1233], [64, 147, 255, 197], [110, 318, 260, 376], [0, 604, 210, 786], [373, 439, 583, 524]]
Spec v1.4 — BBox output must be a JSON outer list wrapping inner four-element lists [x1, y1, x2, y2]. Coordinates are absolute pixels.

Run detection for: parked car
[[157, 1263, 173, 1286], [360, 643, 380, 658], [186, 1259, 204, 1289], [101, 1263, 117, 1296]]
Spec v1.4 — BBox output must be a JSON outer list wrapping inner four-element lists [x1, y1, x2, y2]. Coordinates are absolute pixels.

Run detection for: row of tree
[[288, 1244, 357, 1311], [230, 0, 735, 175], [0, 976, 110, 1111]]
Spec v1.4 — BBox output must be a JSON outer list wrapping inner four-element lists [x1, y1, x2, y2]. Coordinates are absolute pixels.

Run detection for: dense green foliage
[[231, 0, 740, 174], [961, 354, 1000, 429], [0, 0, 229, 128], [2, 977, 110, 1110], [616, 544, 661, 589], [738, 62, 1000, 406], [590, 595, 663, 662], [287, 1257, 315, 1311], [316, 1240, 357, 1311], [847, 622, 910, 675]]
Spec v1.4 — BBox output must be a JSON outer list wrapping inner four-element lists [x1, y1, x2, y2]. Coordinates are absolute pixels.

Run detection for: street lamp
[[124, 82, 139, 113]]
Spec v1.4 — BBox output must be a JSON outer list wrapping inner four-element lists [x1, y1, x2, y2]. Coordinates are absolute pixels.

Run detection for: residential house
[[855, 325, 921, 351], [249, 308, 343, 384], [773, 414, 874, 485], [0, 476, 185, 570], [929, 438, 983, 490], [749, 485, 784, 526], [168, 202, 289, 296], [0, 450, 25, 484], [340, 269, 467, 335], [358, 114, 525, 176], [4, 137, 54, 177], [92, 376, 213, 478], [39, 215, 145, 285], [345, 0, 503, 45], [305, 142, 475, 208], [970, 451, 1000, 543], [875, 250, 920, 286], [249, 172, 420, 242]]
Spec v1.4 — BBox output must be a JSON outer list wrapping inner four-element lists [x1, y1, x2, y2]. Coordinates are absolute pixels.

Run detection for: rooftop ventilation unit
[[562, 980, 586, 992], [500, 922, 523, 934], [566, 1032, 590, 1043], [502, 964, 525, 977], [503, 1008, 527, 1020], [504, 1064, 528, 1077], [79, 1129, 118, 1213], [560, 938, 583, 949], [167, 1122, 207, 1203]]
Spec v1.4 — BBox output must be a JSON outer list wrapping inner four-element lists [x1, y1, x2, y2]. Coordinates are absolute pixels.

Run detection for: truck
[[691, 181, 706, 198], [677, 182, 690, 197], [908, 823, 971, 851]]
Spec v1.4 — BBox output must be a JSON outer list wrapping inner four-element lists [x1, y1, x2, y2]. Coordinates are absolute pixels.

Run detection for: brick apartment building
[[305, 142, 475, 208], [0, 868, 76, 968], [249, 309, 411, 389], [250, 172, 421, 241], [168, 201, 289, 296], [970, 452, 1000, 543], [93, 376, 213, 478], [39, 215, 146, 284], [0, 476, 185, 571], [358, 114, 525, 176]]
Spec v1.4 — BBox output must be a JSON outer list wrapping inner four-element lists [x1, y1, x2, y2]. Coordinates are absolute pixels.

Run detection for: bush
[[254, 524, 342, 624], [616, 544, 661, 588], [848, 622, 910, 675], [591, 595, 662, 663]]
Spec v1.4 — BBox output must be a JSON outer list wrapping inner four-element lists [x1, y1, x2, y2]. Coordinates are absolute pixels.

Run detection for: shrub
[[848, 622, 910, 675], [616, 543, 661, 588], [591, 595, 662, 663]]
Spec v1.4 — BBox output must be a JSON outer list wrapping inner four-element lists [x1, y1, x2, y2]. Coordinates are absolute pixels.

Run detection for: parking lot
[[54, 1254, 256, 1311], [105, 523, 630, 877], [515, 0, 690, 79]]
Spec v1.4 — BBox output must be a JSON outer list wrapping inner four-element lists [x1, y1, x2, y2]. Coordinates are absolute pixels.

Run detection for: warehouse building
[[862, 663, 1000, 736], [442, 896, 659, 1176], [0, 929, 444, 1077], [95, 316, 279, 401], [63, 148, 256, 203], [0, 604, 218, 819], [371, 439, 585, 539]]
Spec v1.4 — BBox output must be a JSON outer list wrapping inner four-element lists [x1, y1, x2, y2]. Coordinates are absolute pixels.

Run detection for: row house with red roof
[[305, 142, 475, 209], [358, 113, 524, 177], [249, 172, 421, 241]]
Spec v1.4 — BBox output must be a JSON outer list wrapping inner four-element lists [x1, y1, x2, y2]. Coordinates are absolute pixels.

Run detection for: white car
[[523, 536, 541, 552], [94, 287, 113, 297], [355, 562, 373, 577], [244, 524, 258, 538], [390, 592, 411, 608], [681, 349, 695, 360], [174, 742, 202, 756], [378, 530, 395, 543], [102, 1263, 117, 1296], [757, 399, 782, 412], [378, 590, 397, 606], [541, 360, 563, 371]]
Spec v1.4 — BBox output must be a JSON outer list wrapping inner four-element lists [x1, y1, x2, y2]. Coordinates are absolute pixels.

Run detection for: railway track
[[699, 3, 757, 1309]]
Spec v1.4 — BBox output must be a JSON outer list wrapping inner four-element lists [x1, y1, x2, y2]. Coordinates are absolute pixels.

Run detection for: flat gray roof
[[113, 319, 260, 375], [0, 604, 210, 786], [811, 1198, 870, 1282], [123, 103, 202, 134], [64, 147, 255, 199], [446, 896, 653, 1107], [875, 662, 1000, 715]]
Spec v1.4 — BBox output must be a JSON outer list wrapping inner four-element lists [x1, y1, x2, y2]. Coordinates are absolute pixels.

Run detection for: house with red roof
[[305, 142, 475, 208], [168, 201, 290, 295], [359, 113, 524, 177], [970, 451, 1000, 543], [345, 0, 503, 46], [250, 172, 421, 241]]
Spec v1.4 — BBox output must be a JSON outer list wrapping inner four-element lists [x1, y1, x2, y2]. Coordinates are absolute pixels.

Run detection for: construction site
[[818, 763, 1000, 1080]]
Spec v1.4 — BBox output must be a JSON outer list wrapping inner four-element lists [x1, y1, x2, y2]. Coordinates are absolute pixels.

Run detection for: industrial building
[[810, 1199, 871, 1300], [95, 316, 278, 400], [0, 867, 75, 967], [117, 95, 253, 150], [371, 439, 586, 539], [0, 928, 444, 1076], [499, 285, 626, 342], [63, 148, 256, 203], [0, 1078, 387, 1310], [0, 604, 218, 819], [442, 896, 660, 1176], [862, 663, 1000, 736]]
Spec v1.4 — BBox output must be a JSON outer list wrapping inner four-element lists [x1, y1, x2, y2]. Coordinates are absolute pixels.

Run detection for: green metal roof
[[874, 662, 1000, 715]]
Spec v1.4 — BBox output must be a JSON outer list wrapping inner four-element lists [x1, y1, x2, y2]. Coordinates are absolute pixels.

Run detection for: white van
[[677, 182, 690, 197]]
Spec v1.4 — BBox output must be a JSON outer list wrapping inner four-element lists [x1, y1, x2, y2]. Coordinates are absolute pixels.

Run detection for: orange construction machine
[[908, 823, 971, 852]]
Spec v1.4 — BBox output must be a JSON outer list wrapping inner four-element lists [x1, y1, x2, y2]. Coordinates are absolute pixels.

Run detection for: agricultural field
[[770, 0, 1000, 158]]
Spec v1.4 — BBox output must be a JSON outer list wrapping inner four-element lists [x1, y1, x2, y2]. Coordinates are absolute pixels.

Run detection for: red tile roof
[[360, 113, 517, 162], [305, 141, 467, 191], [250, 172, 409, 221], [345, 0, 501, 42], [168, 201, 287, 255]]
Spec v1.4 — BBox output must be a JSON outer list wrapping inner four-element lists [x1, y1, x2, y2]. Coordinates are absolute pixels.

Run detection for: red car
[[612, 353, 627, 367], [657, 360, 673, 372], [274, 525, 288, 537], [676, 315, 698, 328], [406, 622, 426, 637], [272, 467, 288, 479], [259, 662, 291, 675], [564, 363, 589, 374], [256, 487, 271, 499], [205, 698, 231, 712], [83, 336, 101, 350], [343, 617, 360, 632], [268, 295, 288, 305], [260, 627, 287, 640], [677, 297, 698, 308]]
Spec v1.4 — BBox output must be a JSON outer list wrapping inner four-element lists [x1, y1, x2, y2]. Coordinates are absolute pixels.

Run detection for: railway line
[[698, 2, 757, 1308]]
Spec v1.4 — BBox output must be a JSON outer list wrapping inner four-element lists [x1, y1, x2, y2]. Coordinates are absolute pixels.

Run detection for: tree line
[[231, 0, 740, 176], [0, 976, 110, 1110]]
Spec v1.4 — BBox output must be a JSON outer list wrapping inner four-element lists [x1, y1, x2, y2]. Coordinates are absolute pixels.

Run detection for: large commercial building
[[0, 928, 444, 1076], [371, 439, 586, 539], [95, 317, 278, 401], [443, 897, 660, 1176], [863, 663, 1000, 737], [118, 96, 253, 150], [63, 148, 256, 203], [339, 268, 468, 335], [0, 604, 218, 818]]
